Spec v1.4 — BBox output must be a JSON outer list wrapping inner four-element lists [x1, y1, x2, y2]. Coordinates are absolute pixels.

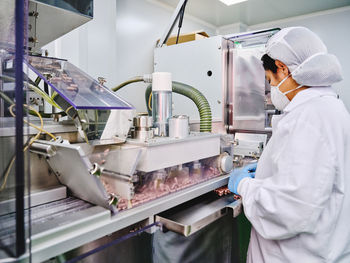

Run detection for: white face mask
[[270, 74, 303, 111]]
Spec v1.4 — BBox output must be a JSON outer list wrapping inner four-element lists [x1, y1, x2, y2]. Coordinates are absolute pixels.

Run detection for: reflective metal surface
[[0, 186, 66, 216], [33, 0, 93, 17], [133, 115, 153, 128], [30, 174, 230, 262], [28, 0, 93, 51], [156, 192, 236, 236], [152, 91, 172, 137], [127, 132, 221, 173], [230, 46, 266, 131], [169, 115, 189, 139], [233, 132, 267, 158], [132, 115, 154, 142], [34, 140, 116, 212]]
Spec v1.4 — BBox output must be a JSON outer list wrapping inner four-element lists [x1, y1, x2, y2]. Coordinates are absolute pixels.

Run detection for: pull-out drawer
[[155, 192, 241, 237]]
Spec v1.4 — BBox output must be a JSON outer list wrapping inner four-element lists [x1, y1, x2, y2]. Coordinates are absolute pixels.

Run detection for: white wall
[[44, 0, 216, 112], [44, 2, 350, 111], [247, 7, 350, 110], [217, 22, 248, 35]]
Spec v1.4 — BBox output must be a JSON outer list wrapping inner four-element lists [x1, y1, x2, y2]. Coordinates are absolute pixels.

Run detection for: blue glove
[[228, 163, 257, 195]]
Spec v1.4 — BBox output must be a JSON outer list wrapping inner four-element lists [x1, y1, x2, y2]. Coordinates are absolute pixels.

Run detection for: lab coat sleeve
[[238, 120, 336, 240]]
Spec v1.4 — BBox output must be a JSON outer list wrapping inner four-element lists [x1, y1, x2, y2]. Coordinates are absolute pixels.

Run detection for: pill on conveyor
[[49, 77, 62, 83], [63, 77, 73, 82], [103, 148, 110, 156], [118, 205, 127, 211], [67, 85, 78, 91]]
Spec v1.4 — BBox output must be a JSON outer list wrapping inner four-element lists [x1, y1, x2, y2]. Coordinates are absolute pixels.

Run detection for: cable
[[51, 91, 58, 100], [148, 92, 152, 111], [0, 74, 62, 110], [9, 104, 57, 141], [0, 89, 15, 105], [0, 104, 57, 191], [65, 105, 74, 115], [27, 82, 62, 110], [0, 89, 63, 117], [112, 77, 144, 92]]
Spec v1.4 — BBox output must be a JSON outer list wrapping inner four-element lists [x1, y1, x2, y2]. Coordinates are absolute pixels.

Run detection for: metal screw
[[29, 11, 39, 18], [28, 37, 38, 43]]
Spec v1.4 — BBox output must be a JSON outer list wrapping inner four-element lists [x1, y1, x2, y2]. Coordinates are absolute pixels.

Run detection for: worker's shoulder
[[287, 96, 348, 127], [296, 96, 350, 130], [298, 94, 346, 116]]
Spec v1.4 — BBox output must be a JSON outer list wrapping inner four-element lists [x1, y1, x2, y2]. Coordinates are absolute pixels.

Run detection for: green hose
[[111, 76, 144, 92], [145, 81, 212, 132]]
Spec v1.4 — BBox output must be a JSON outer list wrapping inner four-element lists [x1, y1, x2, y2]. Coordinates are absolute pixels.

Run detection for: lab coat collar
[[283, 86, 337, 113]]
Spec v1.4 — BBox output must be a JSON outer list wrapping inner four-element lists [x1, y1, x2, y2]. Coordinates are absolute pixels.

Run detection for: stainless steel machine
[[0, 1, 277, 262]]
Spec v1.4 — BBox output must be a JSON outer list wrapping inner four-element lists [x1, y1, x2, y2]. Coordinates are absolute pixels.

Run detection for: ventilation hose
[[145, 81, 212, 132]]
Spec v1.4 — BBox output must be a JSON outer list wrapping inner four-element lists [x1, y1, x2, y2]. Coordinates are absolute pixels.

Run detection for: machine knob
[[219, 153, 233, 174]]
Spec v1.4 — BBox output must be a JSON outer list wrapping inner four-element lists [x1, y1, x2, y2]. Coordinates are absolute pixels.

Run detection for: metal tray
[[155, 192, 241, 237]]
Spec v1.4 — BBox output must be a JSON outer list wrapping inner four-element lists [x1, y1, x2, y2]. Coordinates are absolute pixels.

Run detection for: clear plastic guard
[[25, 55, 133, 110]]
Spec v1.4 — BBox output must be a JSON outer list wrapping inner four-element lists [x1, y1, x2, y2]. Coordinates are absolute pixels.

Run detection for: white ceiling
[[152, 0, 350, 27]]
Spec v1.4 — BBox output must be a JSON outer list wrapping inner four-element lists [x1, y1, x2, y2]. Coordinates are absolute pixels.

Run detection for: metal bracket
[[226, 199, 242, 218]]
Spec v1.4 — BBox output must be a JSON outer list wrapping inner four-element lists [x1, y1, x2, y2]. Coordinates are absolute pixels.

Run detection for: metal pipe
[[151, 72, 172, 137], [111, 76, 212, 132], [145, 82, 212, 132]]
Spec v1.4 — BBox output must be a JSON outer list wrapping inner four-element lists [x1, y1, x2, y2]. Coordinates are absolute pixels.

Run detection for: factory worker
[[228, 26, 350, 262]]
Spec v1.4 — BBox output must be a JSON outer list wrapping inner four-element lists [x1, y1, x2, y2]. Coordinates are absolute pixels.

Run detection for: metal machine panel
[[89, 144, 142, 177], [230, 46, 266, 131], [0, 186, 66, 217], [155, 192, 240, 236], [233, 132, 267, 157], [28, 0, 93, 51], [0, 197, 110, 252], [128, 133, 221, 173], [38, 140, 116, 212], [154, 36, 227, 123], [28, 175, 230, 263]]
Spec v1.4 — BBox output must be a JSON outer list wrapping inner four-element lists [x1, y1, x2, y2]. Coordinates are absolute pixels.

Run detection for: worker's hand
[[228, 163, 257, 195]]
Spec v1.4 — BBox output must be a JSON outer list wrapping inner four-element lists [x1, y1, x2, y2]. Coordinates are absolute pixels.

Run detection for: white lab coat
[[238, 87, 350, 263]]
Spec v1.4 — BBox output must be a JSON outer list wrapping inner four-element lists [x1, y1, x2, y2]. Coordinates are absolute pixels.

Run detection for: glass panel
[[0, 0, 30, 259], [226, 28, 279, 48], [25, 55, 133, 110]]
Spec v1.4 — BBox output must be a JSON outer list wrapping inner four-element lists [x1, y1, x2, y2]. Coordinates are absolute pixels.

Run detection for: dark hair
[[261, 54, 278, 73]]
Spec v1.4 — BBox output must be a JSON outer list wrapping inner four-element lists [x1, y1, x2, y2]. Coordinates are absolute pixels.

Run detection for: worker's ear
[[275, 60, 290, 75]]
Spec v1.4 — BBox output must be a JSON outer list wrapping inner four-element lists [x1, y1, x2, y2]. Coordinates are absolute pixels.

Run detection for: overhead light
[[219, 0, 248, 6]]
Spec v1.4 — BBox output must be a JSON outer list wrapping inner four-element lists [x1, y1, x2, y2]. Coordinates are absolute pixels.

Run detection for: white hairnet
[[266, 27, 343, 87]]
